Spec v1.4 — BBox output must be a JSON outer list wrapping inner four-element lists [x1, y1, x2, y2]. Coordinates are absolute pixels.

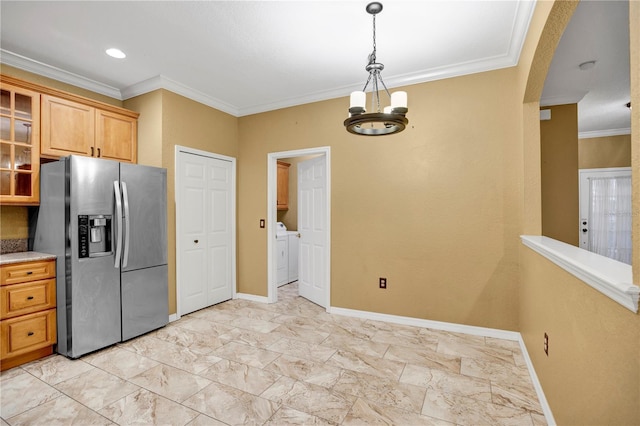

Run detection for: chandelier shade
[[344, 2, 409, 136]]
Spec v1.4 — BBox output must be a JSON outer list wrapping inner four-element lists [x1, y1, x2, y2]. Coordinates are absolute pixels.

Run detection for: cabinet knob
[[26, 271, 33, 275], [27, 296, 34, 300], [27, 331, 34, 336]]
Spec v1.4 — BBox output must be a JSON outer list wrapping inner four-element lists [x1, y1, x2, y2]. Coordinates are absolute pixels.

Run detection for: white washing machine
[[276, 222, 298, 286]]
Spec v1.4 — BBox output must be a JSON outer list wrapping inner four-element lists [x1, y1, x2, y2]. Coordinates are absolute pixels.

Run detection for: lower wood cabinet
[[0, 258, 56, 371]]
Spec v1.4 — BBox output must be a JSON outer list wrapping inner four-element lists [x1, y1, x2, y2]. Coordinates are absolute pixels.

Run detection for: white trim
[[169, 313, 179, 323], [174, 146, 237, 318], [520, 235, 639, 312], [267, 147, 331, 308], [235, 293, 270, 304], [121, 74, 240, 117], [1, 49, 123, 99], [328, 306, 520, 341], [517, 335, 556, 426], [578, 128, 631, 139]]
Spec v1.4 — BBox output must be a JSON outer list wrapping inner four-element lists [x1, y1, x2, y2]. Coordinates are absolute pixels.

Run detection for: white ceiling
[[541, 0, 630, 137], [0, 0, 630, 136]]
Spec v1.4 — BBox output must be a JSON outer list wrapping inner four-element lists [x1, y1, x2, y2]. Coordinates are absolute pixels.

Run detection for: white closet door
[[178, 151, 233, 315]]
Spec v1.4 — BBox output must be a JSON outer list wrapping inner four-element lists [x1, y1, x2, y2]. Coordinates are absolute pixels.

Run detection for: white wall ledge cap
[[521, 235, 639, 313]]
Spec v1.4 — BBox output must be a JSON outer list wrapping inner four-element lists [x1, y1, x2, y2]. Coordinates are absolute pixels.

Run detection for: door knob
[[194, 239, 199, 243], [582, 229, 588, 233]]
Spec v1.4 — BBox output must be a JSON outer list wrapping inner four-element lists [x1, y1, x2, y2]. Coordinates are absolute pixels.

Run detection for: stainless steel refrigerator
[[33, 155, 168, 358]]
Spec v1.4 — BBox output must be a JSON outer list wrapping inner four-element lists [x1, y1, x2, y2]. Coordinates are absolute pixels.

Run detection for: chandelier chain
[[371, 13, 377, 63]]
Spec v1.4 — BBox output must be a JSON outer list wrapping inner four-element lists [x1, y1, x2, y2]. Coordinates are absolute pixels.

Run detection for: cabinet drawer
[[1, 279, 56, 319], [1, 309, 56, 359], [0, 260, 56, 285]]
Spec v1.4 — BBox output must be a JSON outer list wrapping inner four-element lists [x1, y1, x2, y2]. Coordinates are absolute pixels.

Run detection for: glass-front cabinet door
[[0, 83, 40, 204]]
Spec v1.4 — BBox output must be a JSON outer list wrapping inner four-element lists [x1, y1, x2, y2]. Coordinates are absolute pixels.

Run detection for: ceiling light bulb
[[106, 48, 126, 59], [578, 60, 596, 71]]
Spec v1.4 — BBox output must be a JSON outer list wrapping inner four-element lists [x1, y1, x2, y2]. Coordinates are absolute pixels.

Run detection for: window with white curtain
[[587, 175, 632, 264]]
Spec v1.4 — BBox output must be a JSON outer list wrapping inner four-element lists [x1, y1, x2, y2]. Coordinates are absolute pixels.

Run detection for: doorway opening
[[267, 147, 331, 308]]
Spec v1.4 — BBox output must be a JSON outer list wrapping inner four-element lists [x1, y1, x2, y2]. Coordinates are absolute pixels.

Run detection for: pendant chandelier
[[344, 2, 408, 136]]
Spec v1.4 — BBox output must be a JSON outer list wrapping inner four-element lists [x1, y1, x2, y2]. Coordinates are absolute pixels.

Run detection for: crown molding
[[1, 49, 123, 100], [121, 75, 240, 117], [578, 128, 631, 139]]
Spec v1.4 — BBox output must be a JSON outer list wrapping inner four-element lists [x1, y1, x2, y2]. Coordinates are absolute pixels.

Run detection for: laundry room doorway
[[267, 147, 331, 308]]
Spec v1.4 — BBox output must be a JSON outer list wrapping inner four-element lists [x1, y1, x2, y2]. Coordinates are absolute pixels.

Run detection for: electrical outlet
[[544, 332, 549, 356], [379, 277, 387, 289]]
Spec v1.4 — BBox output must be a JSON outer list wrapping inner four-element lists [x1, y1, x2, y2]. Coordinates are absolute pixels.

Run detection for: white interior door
[[178, 150, 234, 315], [297, 155, 327, 307]]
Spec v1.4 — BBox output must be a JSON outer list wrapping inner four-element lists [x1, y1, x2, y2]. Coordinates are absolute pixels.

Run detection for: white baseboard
[[168, 313, 179, 323], [517, 335, 556, 425], [328, 306, 520, 340], [235, 292, 270, 304]]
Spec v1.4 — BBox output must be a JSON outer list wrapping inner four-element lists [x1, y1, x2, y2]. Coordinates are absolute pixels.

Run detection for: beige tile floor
[[0, 283, 546, 425]]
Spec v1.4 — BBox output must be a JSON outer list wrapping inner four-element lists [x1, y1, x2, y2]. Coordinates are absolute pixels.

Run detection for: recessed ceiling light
[[106, 48, 126, 59]]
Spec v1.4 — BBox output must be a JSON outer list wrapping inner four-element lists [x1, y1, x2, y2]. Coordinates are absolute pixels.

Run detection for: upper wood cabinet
[[41, 94, 94, 158], [41, 94, 137, 163], [96, 109, 137, 163], [277, 161, 290, 211], [2, 75, 139, 167], [0, 82, 40, 205]]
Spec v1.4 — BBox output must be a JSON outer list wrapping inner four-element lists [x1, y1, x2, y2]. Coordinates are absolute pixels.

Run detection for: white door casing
[[297, 155, 327, 307], [266, 147, 330, 307], [176, 146, 236, 317]]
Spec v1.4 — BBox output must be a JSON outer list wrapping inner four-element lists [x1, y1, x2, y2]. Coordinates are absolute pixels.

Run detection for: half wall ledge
[[521, 235, 640, 313]]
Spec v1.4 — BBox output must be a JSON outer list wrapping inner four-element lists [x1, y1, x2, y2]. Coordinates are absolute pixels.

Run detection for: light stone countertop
[[0, 251, 57, 266]]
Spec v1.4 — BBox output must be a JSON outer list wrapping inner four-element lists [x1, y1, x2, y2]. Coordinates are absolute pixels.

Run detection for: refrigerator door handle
[[114, 181, 123, 268], [122, 181, 131, 268]]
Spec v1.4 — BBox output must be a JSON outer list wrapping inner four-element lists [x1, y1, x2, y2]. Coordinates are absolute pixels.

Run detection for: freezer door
[[120, 163, 168, 271], [68, 156, 121, 357], [121, 264, 168, 340]]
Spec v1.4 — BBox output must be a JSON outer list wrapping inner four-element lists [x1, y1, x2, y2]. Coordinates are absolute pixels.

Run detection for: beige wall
[[579, 134, 632, 169], [0, 206, 29, 239], [125, 89, 238, 315], [239, 67, 523, 330], [520, 247, 639, 424], [520, 1, 640, 424], [124, 90, 163, 168], [540, 104, 579, 246]]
